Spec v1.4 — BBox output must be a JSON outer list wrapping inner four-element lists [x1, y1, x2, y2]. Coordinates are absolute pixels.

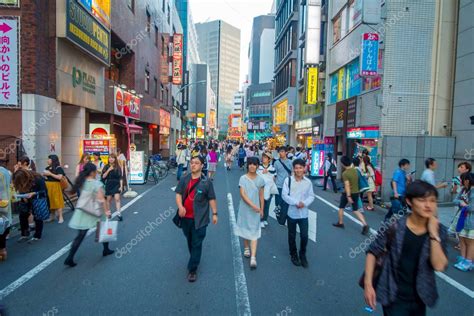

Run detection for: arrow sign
[[0, 23, 12, 33]]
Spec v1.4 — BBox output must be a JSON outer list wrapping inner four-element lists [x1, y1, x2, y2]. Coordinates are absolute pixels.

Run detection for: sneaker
[[28, 237, 41, 243], [332, 223, 345, 229], [300, 255, 308, 268], [17, 236, 29, 243], [456, 256, 465, 264], [291, 255, 301, 266], [250, 257, 257, 270], [454, 259, 473, 272], [264, 221, 269, 226], [260, 222, 265, 229], [187, 271, 197, 282], [362, 225, 370, 235]]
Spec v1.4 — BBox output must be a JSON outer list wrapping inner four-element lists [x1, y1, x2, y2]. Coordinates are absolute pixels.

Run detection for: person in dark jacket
[[363, 180, 448, 315]]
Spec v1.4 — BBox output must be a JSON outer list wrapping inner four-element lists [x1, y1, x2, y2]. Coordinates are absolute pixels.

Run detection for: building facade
[[195, 20, 241, 138]]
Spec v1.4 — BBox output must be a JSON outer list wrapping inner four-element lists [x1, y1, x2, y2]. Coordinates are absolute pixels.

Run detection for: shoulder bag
[[173, 178, 201, 228], [32, 191, 50, 221], [75, 189, 103, 217], [357, 169, 370, 193], [277, 177, 292, 225]]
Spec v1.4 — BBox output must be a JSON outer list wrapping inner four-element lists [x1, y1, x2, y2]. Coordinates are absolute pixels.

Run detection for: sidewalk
[[311, 177, 455, 228]]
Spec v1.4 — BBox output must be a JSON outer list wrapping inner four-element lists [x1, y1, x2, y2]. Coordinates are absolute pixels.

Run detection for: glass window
[[146, 11, 151, 33], [154, 77, 158, 98], [333, 14, 341, 43], [155, 26, 159, 46], [340, 7, 348, 38]]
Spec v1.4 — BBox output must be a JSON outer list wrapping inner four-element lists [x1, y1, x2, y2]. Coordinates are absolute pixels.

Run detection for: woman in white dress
[[236, 157, 265, 269]]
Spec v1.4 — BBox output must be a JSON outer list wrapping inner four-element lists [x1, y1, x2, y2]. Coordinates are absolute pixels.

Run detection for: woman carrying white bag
[[64, 163, 115, 267]]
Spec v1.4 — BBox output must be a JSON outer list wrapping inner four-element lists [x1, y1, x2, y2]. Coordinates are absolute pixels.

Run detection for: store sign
[[273, 99, 288, 125], [330, 74, 338, 104], [78, 0, 111, 29], [0, 0, 18, 6], [306, 67, 318, 105], [66, 0, 111, 65], [208, 109, 216, 129], [172, 34, 183, 85], [130, 151, 145, 184], [114, 87, 140, 119], [296, 128, 312, 135], [312, 125, 320, 136], [287, 104, 294, 125], [89, 123, 110, 138], [83, 138, 110, 164], [57, 41, 104, 110], [335, 101, 347, 136], [231, 116, 241, 128], [0, 17, 19, 107], [347, 126, 380, 139], [72, 66, 96, 94], [346, 97, 357, 128], [337, 68, 345, 101], [159, 109, 171, 128], [360, 33, 379, 76]]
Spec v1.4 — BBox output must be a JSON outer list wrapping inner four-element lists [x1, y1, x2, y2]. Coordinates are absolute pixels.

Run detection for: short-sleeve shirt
[[392, 168, 407, 196], [274, 158, 293, 188], [421, 169, 436, 186], [45, 166, 65, 182], [342, 167, 359, 194]]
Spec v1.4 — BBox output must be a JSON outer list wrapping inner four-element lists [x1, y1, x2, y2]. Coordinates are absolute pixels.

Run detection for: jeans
[[287, 217, 309, 258], [385, 196, 407, 221], [181, 218, 207, 273], [383, 299, 426, 316], [261, 196, 273, 222], [19, 211, 44, 239], [323, 174, 337, 192], [177, 164, 184, 181], [0, 227, 10, 249], [66, 229, 110, 262]]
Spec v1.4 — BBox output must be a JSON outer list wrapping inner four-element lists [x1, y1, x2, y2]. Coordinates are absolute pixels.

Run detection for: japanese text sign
[[0, 17, 18, 107], [172, 34, 183, 85], [360, 33, 379, 76]]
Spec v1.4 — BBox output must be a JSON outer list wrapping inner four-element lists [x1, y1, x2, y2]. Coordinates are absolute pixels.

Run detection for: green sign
[[72, 66, 96, 95], [66, 0, 110, 65], [0, 0, 19, 6]]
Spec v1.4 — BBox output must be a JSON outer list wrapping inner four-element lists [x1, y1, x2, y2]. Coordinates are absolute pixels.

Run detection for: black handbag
[[173, 178, 201, 228], [277, 177, 291, 225]]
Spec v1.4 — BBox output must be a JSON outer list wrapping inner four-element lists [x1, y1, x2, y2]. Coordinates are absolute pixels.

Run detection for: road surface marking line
[[268, 198, 317, 242], [227, 193, 252, 316], [0, 185, 157, 301], [314, 194, 474, 299]]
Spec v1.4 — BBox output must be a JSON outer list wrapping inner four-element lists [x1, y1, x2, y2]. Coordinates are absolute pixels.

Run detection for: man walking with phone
[[175, 156, 218, 282]]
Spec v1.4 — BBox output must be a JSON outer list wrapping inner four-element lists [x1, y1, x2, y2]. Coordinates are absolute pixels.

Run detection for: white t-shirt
[[420, 169, 436, 186]]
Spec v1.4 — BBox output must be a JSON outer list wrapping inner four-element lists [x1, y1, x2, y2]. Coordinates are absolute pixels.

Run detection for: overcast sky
[[190, 0, 274, 88]]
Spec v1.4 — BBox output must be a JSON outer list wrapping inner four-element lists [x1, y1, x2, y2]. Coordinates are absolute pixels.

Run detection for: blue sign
[[330, 74, 338, 104], [360, 33, 379, 76], [347, 128, 380, 139], [78, 0, 92, 11], [346, 59, 362, 98]]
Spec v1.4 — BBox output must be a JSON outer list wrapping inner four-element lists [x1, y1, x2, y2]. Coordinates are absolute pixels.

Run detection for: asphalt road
[[0, 161, 473, 315]]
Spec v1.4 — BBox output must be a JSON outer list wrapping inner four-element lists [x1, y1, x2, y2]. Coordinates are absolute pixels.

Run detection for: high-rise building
[[195, 20, 241, 137], [247, 14, 275, 141], [232, 91, 244, 115]]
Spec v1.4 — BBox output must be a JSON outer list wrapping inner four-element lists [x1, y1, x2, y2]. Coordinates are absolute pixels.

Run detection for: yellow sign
[[197, 113, 205, 118], [306, 67, 318, 104], [273, 99, 288, 125], [337, 68, 345, 101], [93, 0, 111, 29]]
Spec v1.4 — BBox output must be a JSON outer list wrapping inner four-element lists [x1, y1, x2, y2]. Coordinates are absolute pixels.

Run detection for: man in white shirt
[[282, 158, 315, 268], [420, 158, 448, 189]]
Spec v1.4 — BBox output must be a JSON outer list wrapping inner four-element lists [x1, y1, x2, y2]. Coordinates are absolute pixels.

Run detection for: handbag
[[358, 225, 396, 289], [59, 176, 69, 190], [277, 177, 291, 225], [32, 192, 50, 221], [96, 219, 118, 243], [173, 178, 201, 228], [75, 189, 103, 217], [0, 214, 10, 235], [455, 206, 469, 232], [357, 169, 370, 193], [0, 172, 9, 209]]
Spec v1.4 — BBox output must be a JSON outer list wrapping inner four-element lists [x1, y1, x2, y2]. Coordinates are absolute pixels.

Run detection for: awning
[[113, 121, 144, 134]]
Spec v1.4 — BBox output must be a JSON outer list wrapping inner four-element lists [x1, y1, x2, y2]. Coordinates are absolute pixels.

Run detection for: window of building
[[145, 70, 150, 93], [146, 11, 151, 34], [167, 4, 171, 24], [154, 77, 158, 98], [155, 26, 159, 46], [127, 0, 134, 12], [162, 0, 166, 12], [161, 36, 166, 56], [333, 14, 341, 43], [348, 0, 362, 31], [160, 84, 165, 101]]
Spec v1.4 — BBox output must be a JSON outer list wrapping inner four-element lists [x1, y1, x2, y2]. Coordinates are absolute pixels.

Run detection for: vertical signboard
[[130, 151, 145, 184], [335, 101, 347, 136], [306, 67, 318, 105], [287, 104, 294, 125], [337, 68, 345, 101], [360, 33, 379, 76], [172, 34, 183, 85], [0, 17, 18, 107], [346, 97, 357, 128]]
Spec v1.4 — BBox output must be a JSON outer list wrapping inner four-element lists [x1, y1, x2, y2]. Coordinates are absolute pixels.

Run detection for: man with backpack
[[323, 153, 338, 193], [237, 144, 246, 170], [332, 156, 370, 235], [273, 146, 293, 223]]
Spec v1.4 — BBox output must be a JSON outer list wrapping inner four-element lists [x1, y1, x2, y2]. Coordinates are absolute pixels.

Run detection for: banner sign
[[306, 67, 318, 105], [130, 151, 145, 184], [0, 0, 19, 7], [83, 138, 110, 164], [360, 33, 379, 76], [347, 126, 380, 139], [78, 0, 111, 29], [114, 87, 140, 119], [172, 34, 183, 85], [159, 109, 171, 127], [273, 99, 288, 125], [346, 97, 357, 128], [66, 0, 111, 65], [335, 100, 347, 136], [0, 17, 19, 107]]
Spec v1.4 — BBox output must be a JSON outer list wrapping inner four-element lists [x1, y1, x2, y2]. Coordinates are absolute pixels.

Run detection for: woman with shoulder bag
[[362, 156, 376, 211], [0, 166, 12, 261], [43, 154, 65, 223], [102, 154, 123, 221], [12, 169, 48, 243], [64, 163, 113, 267]]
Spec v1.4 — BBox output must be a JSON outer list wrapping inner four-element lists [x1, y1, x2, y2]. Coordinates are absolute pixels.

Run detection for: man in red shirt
[[175, 156, 218, 282]]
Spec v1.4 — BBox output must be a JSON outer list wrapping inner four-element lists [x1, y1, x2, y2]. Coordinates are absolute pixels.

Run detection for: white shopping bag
[[96, 219, 118, 243]]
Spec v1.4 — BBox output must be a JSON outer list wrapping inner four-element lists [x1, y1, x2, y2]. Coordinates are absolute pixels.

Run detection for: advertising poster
[[130, 151, 145, 184], [172, 34, 183, 85], [83, 139, 110, 164], [360, 33, 379, 76], [0, 17, 19, 107], [114, 87, 140, 119], [306, 67, 318, 105], [311, 142, 325, 177]]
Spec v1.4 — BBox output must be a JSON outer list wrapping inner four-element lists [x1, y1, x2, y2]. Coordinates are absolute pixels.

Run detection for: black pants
[[275, 188, 283, 210], [181, 218, 207, 273], [19, 211, 44, 239], [383, 299, 426, 316], [287, 217, 309, 258], [0, 227, 10, 249], [66, 229, 110, 262], [261, 195, 273, 222], [323, 174, 337, 192]]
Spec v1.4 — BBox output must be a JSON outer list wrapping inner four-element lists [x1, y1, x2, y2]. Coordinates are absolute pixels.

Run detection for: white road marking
[[268, 198, 317, 242], [0, 185, 158, 301], [227, 193, 252, 316], [314, 194, 474, 299], [171, 186, 176, 191]]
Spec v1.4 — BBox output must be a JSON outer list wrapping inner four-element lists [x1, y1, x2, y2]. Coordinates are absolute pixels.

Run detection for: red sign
[[159, 109, 171, 128], [114, 87, 140, 119], [172, 34, 183, 85], [83, 139, 110, 155]]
